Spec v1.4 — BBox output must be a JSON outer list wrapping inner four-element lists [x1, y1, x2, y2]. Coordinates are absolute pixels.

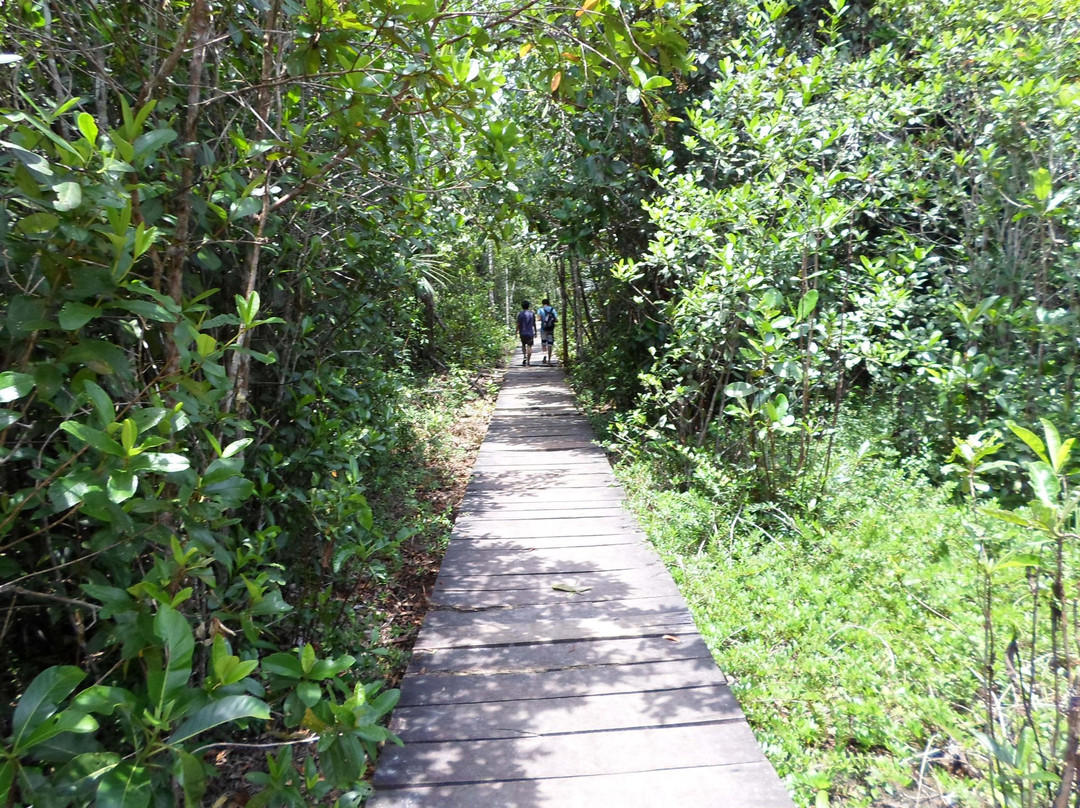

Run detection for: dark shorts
[[520, 335, 534, 348], [541, 328, 554, 346]]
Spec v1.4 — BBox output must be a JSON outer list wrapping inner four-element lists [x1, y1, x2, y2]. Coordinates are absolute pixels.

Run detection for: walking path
[[369, 350, 794, 807]]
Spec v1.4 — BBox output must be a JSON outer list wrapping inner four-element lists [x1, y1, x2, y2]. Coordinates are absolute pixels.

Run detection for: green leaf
[[120, 419, 137, 454], [53, 181, 83, 212], [3, 141, 53, 178], [236, 291, 261, 325], [979, 507, 1034, 528], [643, 75, 672, 90], [993, 553, 1042, 571], [221, 438, 252, 459], [1040, 419, 1064, 473], [229, 196, 262, 221], [132, 128, 177, 158], [97, 761, 150, 808], [176, 750, 207, 808], [6, 295, 53, 335], [168, 696, 270, 744], [1032, 167, 1051, 202], [724, 382, 755, 398], [15, 211, 59, 234], [59, 302, 99, 330], [0, 371, 36, 403], [301, 643, 316, 675], [11, 666, 86, 752], [82, 381, 115, 427], [149, 605, 195, 708], [1008, 421, 1049, 464], [625, 85, 641, 104], [0, 760, 15, 803], [77, 112, 99, 145], [140, 453, 191, 472], [21, 708, 99, 750], [308, 655, 355, 680], [297, 681, 321, 708], [195, 333, 217, 357], [113, 299, 178, 323], [262, 653, 304, 679], [796, 289, 819, 321], [1026, 461, 1059, 508], [107, 471, 138, 504], [60, 421, 124, 456], [72, 685, 137, 716]]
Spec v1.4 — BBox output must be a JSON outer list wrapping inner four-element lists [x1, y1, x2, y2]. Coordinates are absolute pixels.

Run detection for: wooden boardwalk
[[369, 351, 794, 807]]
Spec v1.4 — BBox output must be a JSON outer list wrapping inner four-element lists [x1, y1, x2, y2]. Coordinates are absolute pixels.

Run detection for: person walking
[[537, 298, 558, 365], [515, 300, 537, 366]]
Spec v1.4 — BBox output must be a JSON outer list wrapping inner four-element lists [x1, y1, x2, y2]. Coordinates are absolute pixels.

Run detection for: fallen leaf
[[551, 583, 592, 594], [662, 635, 681, 642]]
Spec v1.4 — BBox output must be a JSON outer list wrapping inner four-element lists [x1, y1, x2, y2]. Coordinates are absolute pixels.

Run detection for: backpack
[[540, 306, 557, 329]]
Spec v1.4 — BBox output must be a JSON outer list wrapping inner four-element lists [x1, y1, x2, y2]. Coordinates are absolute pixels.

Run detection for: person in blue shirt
[[536, 298, 558, 365], [515, 300, 536, 366]]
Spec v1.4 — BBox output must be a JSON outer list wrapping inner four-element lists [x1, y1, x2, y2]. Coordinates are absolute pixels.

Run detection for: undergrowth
[[609, 408, 1035, 808]]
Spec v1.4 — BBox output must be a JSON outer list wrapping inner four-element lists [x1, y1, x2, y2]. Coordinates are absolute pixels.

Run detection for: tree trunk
[[558, 254, 570, 365], [225, 0, 282, 416]]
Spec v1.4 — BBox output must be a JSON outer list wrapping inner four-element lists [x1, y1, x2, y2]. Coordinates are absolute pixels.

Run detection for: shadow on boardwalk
[[368, 356, 793, 808]]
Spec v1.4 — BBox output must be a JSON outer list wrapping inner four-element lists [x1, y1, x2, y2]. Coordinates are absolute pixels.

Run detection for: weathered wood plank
[[368, 762, 794, 808], [430, 573, 681, 609], [397, 657, 727, 707], [407, 631, 712, 676], [464, 473, 621, 492], [373, 721, 769, 786], [422, 593, 689, 629], [453, 505, 630, 521], [449, 518, 641, 541], [442, 535, 637, 554], [391, 685, 743, 741], [432, 564, 676, 595], [435, 542, 658, 575], [414, 608, 696, 649]]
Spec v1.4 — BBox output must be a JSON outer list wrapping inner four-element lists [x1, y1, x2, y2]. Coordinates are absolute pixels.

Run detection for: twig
[[914, 733, 936, 808], [0, 584, 99, 612]]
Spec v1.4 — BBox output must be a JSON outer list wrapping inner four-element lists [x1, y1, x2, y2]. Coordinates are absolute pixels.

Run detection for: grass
[[610, 434, 1037, 807]]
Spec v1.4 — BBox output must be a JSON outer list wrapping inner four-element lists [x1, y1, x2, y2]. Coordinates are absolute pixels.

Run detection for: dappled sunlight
[[368, 346, 793, 807]]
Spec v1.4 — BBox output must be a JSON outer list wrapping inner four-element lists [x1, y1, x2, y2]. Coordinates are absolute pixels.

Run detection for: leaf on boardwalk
[[662, 635, 681, 642], [551, 583, 592, 595]]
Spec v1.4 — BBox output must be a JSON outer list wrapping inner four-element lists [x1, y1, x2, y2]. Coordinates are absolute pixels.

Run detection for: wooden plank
[[457, 496, 627, 515], [368, 762, 794, 808], [465, 474, 621, 492], [450, 517, 640, 541], [396, 657, 727, 707], [432, 564, 676, 595], [443, 535, 637, 553], [391, 685, 744, 742], [435, 542, 658, 575], [470, 458, 611, 472], [430, 573, 681, 609], [407, 631, 713, 675], [414, 608, 696, 649], [423, 594, 690, 630], [453, 505, 630, 521], [483, 423, 596, 437], [373, 721, 769, 786]]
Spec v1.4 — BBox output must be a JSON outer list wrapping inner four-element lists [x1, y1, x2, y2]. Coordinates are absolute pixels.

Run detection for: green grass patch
[[615, 450, 1021, 807]]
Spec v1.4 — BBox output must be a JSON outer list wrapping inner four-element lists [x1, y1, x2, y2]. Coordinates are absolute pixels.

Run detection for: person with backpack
[[537, 298, 558, 365], [515, 300, 537, 366]]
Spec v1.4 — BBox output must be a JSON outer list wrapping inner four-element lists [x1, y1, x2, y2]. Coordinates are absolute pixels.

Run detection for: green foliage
[[0, 0, 696, 799], [614, 421, 993, 806], [595, 0, 1080, 497]]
